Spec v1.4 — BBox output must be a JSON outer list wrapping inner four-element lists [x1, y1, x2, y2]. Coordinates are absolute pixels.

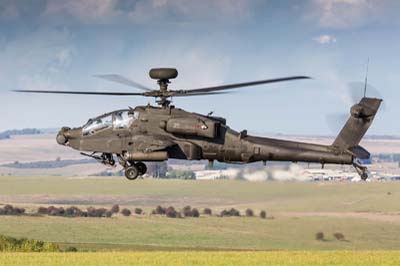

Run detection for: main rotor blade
[[94, 74, 152, 91], [13, 90, 146, 96], [179, 76, 311, 94], [172, 91, 231, 97]]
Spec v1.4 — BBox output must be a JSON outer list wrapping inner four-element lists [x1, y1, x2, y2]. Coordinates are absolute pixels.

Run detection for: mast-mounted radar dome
[[149, 68, 178, 80]]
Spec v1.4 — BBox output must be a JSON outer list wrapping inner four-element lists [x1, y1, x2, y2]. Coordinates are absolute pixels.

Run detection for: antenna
[[363, 58, 369, 98]]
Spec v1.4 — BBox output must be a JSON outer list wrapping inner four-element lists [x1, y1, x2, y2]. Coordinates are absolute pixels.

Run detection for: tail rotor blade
[[326, 113, 348, 134], [348, 82, 386, 111]]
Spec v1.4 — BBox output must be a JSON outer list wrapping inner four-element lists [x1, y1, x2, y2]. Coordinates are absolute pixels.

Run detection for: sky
[[0, 0, 399, 136]]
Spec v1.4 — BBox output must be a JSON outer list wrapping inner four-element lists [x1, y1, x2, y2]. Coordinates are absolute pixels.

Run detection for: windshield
[[83, 114, 112, 136], [114, 111, 138, 129]]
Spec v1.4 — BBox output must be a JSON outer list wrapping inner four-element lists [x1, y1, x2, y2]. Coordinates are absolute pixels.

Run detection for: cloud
[[0, 28, 74, 89], [0, 0, 261, 24], [43, 0, 117, 23], [313, 34, 337, 44], [0, 1, 19, 20], [309, 0, 399, 29]]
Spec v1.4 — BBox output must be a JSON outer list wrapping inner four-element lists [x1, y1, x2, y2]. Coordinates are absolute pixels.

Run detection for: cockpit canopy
[[83, 110, 139, 136]]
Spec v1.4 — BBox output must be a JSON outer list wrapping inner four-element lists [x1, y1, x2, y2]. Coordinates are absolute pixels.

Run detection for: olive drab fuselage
[[57, 96, 382, 180]]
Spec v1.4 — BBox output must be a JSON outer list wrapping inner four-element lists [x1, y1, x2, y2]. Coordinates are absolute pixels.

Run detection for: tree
[[203, 208, 212, 215], [111, 205, 120, 213], [121, 208, 131, 216], [192, 208, 200, 217], [245, 208, 254, 217], [315, 232, 325, 241]]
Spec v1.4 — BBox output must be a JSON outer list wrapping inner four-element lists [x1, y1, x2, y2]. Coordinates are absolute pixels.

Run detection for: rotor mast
[[149, 68, 178, 108]]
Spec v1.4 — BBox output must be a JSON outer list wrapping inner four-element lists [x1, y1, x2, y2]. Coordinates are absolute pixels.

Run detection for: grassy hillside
[[0, 177, 399, 251]]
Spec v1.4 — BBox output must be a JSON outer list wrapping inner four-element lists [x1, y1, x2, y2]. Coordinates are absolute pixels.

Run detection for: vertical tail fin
[[332, 97, 382, 151]]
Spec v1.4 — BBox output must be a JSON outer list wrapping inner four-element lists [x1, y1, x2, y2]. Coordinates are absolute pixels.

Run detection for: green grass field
[[0, 176, 400, 251], [1, 251, 400, 266]]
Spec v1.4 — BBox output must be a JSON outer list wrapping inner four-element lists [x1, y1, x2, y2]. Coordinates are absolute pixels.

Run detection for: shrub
[[49, 207, 64, 216], [13, 207, 25, 215], [333, 232, 345, 241], [65, 206, 82, 217], [121, 208, 131, 216], [134, 208, 143, 215], [165, 206, 177, 218], [58, 207, 65, 216], [182, 206, 193, 217], [111, 204, 120, 213], [37, 207, 48, 215], [203, 208, 212, 215], [154, 205, 166, 215], [3, 205, 13, 212], [220, 209, 229, 217], [220, 208, 240, 217], [260, 210, 267, 219], [105, 211, 113, 218], [65, 246, 78, 252], [0, 235, 60, 252], [0, 205, 25, 216], [47, 206, 56, 214], [245, 208, 254, 217], [192, 208, 200, 218], [229, 208, 240, 216], [315, 232, 325, 241], [96, 208, 107, 217], [86, 207, 97, 217]]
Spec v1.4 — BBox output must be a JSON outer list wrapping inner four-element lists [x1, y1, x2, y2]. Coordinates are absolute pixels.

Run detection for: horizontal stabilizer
[[347, 145, 370, 159]]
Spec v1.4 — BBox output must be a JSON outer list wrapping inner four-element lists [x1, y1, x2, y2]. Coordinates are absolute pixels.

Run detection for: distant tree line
[[2, 159, 94, 169], [374, 154, 400, 163], [0, 128, 42, 140], [0, 204, 268, 220]]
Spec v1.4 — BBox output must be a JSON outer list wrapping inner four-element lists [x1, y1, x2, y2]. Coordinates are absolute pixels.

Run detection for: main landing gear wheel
[[125, 165, 139, 180], [136, 162, 147, 176]]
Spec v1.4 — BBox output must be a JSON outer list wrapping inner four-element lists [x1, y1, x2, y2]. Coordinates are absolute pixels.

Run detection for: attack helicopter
[[15, 68, 382, 180]]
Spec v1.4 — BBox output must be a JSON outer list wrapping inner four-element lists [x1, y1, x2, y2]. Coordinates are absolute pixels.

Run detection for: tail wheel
[[361, 172, 368, 181], [136, 162, 147, 176], [125, 165, 139, 180]]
